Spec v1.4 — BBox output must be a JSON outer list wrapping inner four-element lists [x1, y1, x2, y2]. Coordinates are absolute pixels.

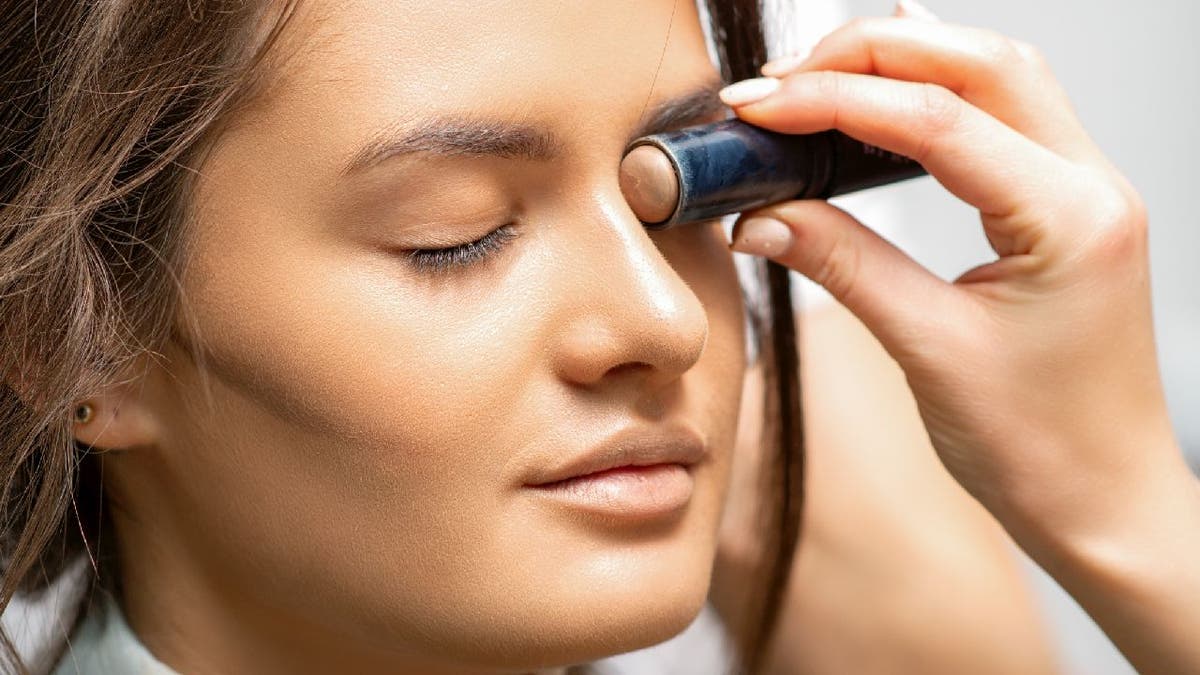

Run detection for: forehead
[[260, 0, 717, 140]]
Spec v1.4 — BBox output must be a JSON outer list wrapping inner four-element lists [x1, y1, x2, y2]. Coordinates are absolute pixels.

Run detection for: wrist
[[1012, 441, 1200, 674], [1015, 439, 1200, 603]]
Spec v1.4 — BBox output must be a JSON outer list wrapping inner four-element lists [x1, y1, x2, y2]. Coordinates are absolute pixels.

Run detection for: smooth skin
[[726, 3, 1200, 673]]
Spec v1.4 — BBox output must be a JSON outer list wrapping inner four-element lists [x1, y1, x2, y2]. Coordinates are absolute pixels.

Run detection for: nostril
[[606, 361, 653, 378]]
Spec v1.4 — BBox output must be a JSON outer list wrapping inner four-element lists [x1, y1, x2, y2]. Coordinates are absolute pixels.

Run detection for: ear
[[71, 357, 163, 452]]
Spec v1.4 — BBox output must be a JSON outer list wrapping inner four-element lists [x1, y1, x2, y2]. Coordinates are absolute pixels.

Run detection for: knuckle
[[810, 70, 844, 125], [1078, 172, 1150, 262], [845, 16, 875, 35], [1011, 39, 1047, 69], [809, 227, 861, 303], [812, 69, 842, 100], [1117, 181, 1150, 237], [976, 29, 1025, 69], [916, 83, 962, 135]]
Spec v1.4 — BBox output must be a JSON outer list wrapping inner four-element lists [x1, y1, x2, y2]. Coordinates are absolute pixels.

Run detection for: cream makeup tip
[[618, 144, 679, 226]]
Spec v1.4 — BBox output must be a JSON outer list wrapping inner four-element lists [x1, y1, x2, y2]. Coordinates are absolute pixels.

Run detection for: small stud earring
[[73, 403, 94, 425]]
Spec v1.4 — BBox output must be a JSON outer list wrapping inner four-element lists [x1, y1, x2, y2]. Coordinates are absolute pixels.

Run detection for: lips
[[523, 425, 707, 521], [524, 424, 706, 488]]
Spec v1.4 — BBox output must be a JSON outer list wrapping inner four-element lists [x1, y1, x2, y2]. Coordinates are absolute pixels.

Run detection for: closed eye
[[403, 224, 520, 273]]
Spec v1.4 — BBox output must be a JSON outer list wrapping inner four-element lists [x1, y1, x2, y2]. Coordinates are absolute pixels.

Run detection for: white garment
[[50, 594, 177, 675], [49, 592, 571, 675], [49, 590, 730, 675]]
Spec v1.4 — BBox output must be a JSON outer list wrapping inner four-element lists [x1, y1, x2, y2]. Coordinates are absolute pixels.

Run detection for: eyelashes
[[403, 224, 520, 273]]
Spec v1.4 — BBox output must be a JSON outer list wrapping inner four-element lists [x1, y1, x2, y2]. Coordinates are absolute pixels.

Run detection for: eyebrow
[[631, 77, 728, 141], [339, 77, 728, 177]]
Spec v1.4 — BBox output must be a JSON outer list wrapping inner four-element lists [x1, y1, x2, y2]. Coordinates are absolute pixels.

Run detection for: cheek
[[167, 225, 557, 620], [180, 232, 542, 478]]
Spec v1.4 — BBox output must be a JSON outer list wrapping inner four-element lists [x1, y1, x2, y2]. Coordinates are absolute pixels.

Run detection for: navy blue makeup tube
[[627, 119, 928, 230]]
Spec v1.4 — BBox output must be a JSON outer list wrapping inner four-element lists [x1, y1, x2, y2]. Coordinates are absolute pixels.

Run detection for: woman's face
[[114, 1, 746, 671]]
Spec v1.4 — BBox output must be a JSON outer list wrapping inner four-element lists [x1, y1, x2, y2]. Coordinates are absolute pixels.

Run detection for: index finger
[[726, 70, 1078, 243], [764, 16, 1100, 164]]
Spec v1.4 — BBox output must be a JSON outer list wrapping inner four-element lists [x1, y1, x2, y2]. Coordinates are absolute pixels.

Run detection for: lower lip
[[527, 464, 694, 520]]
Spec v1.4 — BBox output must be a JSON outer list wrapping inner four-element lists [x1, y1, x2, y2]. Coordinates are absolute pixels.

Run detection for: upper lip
[[525, 424, 707, 487]]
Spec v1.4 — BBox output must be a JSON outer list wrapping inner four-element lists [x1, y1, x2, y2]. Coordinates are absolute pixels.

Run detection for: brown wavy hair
[[0, 1, 804, 673]]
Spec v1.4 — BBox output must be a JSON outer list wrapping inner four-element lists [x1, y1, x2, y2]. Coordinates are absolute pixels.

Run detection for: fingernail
[[896, 0, 940, 21], [719, 77, 781, 107], [731, 217, 794, 257], [761, 51, 811, 78]]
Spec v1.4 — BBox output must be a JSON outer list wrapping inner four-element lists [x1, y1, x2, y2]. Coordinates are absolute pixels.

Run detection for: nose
[[550, 197, 709, 393]]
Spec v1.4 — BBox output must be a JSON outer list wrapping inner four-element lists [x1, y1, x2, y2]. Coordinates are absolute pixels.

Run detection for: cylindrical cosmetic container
[[619, 118, 928, 229]]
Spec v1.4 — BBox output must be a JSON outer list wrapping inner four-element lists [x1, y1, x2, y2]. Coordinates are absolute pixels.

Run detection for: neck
[[111, 510, 571, 675]]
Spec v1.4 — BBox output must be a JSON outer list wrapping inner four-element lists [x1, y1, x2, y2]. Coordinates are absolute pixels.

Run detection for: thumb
[[730, 199, 960, 353]]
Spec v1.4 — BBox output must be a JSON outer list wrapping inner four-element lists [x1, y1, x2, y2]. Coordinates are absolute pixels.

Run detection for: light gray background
[[827, 1, 1198, 673]]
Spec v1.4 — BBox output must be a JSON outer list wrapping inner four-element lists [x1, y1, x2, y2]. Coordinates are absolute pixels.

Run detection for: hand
[[722, 0, 1194, 611], [718, 5, 1200, 671]]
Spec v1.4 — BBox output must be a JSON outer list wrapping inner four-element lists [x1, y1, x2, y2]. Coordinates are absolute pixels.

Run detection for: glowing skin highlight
[[77, 1, 748, 673]]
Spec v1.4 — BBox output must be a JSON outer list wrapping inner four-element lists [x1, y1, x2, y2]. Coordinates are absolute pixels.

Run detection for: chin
[[404, 545, 716, 672], [502, 549, 717, 668], [583, 578, 713, 655], [492, 488, 725, 665], [466, 583, 713, 672]]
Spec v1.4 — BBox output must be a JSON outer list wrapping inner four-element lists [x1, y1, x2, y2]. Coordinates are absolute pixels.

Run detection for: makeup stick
[[620, 118, 928, 229]]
